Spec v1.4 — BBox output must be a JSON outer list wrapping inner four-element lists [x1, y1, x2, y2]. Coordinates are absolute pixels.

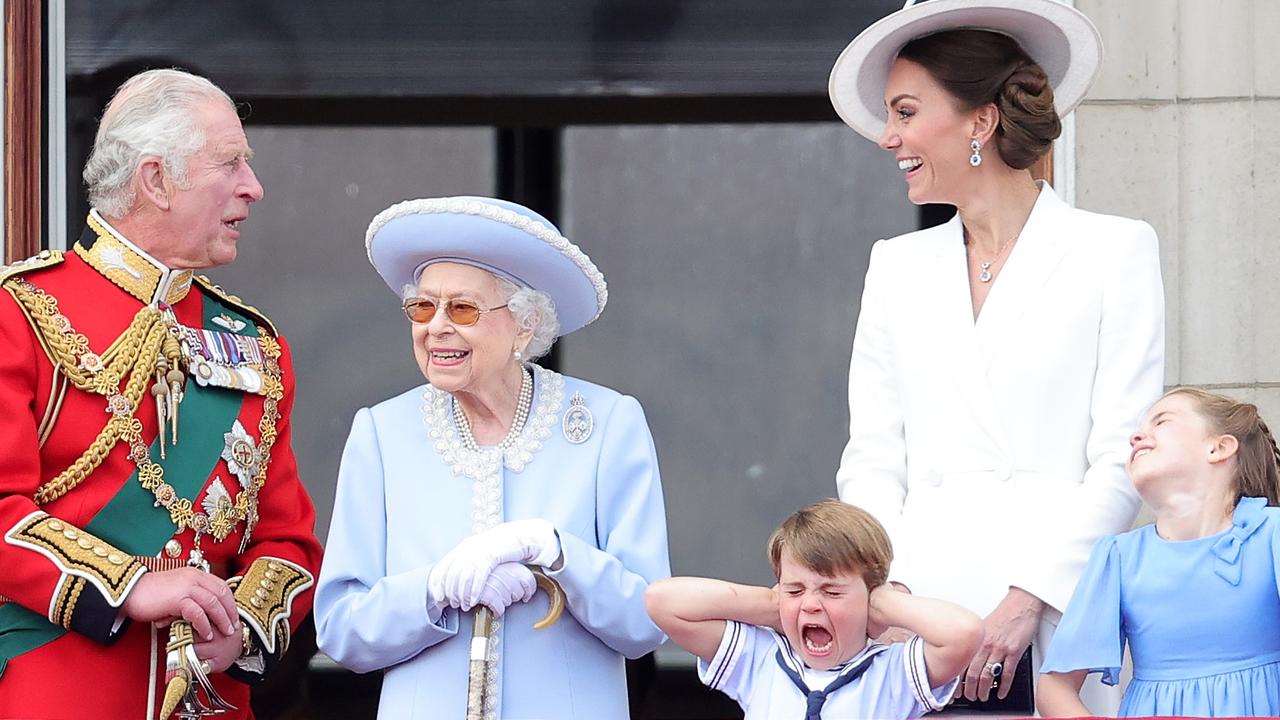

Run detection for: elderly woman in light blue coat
[[314, 197, 671, 720]]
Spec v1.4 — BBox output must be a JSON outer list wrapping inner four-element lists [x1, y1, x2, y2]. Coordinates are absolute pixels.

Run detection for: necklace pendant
[[979, 268, 993, 283], [188, 547, 209, 572]]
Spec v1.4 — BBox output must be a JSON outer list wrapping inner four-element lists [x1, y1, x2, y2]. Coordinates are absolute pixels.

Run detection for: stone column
[[1074, 0, 1279, 419]]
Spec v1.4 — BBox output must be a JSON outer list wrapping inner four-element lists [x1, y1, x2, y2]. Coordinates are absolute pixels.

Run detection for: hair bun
[[996, 63, 1062, 170], [896, 30, 1062, 171]]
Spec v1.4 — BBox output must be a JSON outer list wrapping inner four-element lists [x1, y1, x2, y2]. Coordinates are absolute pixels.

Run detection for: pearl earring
[[969, 139, 983, 167], [513, 349, 523, 361]]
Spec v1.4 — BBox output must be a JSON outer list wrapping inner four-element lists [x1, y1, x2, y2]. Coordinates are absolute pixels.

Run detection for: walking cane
[[465, 567, 565, 720]]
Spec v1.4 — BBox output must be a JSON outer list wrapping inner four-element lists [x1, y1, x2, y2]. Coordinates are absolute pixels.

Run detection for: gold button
[[265, 570, 280, 582], [93, 546, 109, 557], [48, 520, 64, 531], [267, 562, 282, 572], [255, 588, 269, 599], [259, 579, 272, 589], [250, 597, 264, 608], [63, 529, 78, 540], [76, 537, 93, 549], [164, 540, 182, 558], [107, 553, 125, 565]]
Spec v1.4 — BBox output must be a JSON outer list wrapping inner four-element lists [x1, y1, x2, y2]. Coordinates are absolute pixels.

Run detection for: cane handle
[[530, 567, 565, 630]]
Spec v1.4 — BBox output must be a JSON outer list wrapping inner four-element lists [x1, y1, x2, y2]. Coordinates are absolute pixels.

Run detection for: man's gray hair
[[399, 273, 561, 362], [83, 69, 234, 218]]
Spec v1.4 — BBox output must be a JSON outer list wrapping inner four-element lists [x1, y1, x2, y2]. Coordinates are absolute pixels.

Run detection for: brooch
[[212, 313, 247, 332], [562, 392, 594, 444]]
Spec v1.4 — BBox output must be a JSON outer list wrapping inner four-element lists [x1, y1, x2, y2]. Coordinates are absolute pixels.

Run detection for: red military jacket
[[0, 213, 322, 719]]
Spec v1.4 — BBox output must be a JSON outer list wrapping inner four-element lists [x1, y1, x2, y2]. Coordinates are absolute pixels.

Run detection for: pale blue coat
[[314, 369, 671, 719]]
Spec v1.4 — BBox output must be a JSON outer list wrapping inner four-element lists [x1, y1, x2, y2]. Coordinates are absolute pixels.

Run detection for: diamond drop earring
[[969, 139, 983, 167]]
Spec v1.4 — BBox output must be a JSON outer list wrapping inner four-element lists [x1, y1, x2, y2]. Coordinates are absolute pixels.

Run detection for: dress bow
[[1211, 497, 1268, 586]]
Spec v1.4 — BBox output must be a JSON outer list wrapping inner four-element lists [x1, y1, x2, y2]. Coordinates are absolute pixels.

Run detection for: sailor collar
[[76, 209, 195, 306]]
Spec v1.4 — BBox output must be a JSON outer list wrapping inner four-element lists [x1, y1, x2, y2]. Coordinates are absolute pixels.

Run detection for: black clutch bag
[[945, 647, 1034, 715]]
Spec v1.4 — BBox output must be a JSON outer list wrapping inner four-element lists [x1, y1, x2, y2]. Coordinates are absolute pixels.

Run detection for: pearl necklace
[[452, 367, 533, 452]]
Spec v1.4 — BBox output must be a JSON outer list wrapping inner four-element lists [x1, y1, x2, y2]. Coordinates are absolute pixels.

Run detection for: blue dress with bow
[[1043, 496, 1280, 717]]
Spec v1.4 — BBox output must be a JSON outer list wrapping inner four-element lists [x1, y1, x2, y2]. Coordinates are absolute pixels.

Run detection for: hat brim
[[366, 197, 607, 336], [829, 0, 1103, 142]]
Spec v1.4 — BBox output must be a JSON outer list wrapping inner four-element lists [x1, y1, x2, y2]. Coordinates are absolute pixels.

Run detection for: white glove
[[428, 519, 561, 611], [475, 562, 537, 616]]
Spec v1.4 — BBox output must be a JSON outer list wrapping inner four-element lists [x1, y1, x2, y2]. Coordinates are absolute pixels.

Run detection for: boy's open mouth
[[802, 624, 833, 654]]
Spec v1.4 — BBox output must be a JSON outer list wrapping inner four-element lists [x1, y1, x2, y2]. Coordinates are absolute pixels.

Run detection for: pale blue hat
[[366, 196, 608, 336]]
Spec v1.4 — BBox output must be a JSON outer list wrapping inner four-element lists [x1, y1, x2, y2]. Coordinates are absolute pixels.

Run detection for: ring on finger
[[986, 661, 1003, 690]]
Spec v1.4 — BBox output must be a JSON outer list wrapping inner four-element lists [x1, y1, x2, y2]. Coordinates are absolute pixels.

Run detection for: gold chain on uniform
[[10, 278, 282, 546]]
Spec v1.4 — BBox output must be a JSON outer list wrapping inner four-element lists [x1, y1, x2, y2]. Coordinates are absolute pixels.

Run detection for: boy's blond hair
[[767, 499, 892, 589]]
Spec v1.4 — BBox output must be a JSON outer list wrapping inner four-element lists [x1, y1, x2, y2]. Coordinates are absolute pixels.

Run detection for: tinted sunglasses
[[402, 297, 508, 326]]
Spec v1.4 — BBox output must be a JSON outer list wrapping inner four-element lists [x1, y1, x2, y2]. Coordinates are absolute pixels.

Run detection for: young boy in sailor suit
[[646, 500, 982, 719]]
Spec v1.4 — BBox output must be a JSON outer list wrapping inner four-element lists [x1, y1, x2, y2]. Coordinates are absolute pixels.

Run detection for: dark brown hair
[[1166, 387, 1280, 508], [898, 29, 1061, 170], [767, 499, 892, 589]]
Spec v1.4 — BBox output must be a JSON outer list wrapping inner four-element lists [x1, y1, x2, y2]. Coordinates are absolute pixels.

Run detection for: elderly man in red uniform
[[0, 68, 322, 719]]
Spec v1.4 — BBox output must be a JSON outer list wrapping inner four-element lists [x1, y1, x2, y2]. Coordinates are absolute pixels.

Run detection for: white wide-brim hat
[[366, 196, 608, 336], [829, 0, 1103, 142]]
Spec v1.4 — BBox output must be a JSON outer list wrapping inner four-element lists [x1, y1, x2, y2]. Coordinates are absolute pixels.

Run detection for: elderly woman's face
[[878, 58, 978, 206], [411, 262, 525, 394]]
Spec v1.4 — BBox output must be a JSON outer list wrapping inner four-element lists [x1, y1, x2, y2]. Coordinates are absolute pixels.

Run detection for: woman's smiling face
[[410, 262, 523, 394], [878, 57, 980, 206]]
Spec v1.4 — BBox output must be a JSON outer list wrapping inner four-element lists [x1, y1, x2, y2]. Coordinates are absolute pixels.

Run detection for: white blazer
[[836, 182, 1164, 619]]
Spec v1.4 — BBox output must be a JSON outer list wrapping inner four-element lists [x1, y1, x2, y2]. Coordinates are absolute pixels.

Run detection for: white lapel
[[973, 182, 1072, 371], [925, 215, 1009, 450]]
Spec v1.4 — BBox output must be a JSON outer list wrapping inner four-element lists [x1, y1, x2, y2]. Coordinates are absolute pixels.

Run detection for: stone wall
[[1074, 0, 1278, 419]]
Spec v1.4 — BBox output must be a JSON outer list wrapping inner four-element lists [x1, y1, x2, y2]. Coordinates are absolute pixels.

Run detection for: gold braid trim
[[233, 556, 313, 655], [6, 513, 145, 607], [6, 279, 169, 504], [0, 249, 63, 284], [51, 576, 87, 628], [239, 331, 285, 546], [10, 280, 284, 552]]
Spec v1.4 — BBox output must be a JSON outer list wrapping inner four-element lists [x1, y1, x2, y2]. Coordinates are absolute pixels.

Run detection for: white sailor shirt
[[698, 621, 957, 719]]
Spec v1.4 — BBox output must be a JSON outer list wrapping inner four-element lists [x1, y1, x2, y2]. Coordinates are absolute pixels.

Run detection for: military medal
[[180, 325, 269, 395], [222, 420, 262, 490]]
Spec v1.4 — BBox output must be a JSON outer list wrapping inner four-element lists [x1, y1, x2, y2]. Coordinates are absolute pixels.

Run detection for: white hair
[[83, 69, 234, 218], [400, 273, 560, 362], [495, 277, 559, 361]]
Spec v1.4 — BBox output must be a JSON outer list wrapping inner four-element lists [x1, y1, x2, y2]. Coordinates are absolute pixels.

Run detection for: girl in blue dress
[[1038, 387, 1280, 717]]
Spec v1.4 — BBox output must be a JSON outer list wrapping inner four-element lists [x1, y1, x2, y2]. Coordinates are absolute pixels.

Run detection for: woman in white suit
[[828, 0, 1164, 712]]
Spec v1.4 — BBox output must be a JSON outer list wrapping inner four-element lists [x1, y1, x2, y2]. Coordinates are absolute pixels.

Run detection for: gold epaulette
[[193, 274, 278, 337], [0, 249, 64, 285]]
